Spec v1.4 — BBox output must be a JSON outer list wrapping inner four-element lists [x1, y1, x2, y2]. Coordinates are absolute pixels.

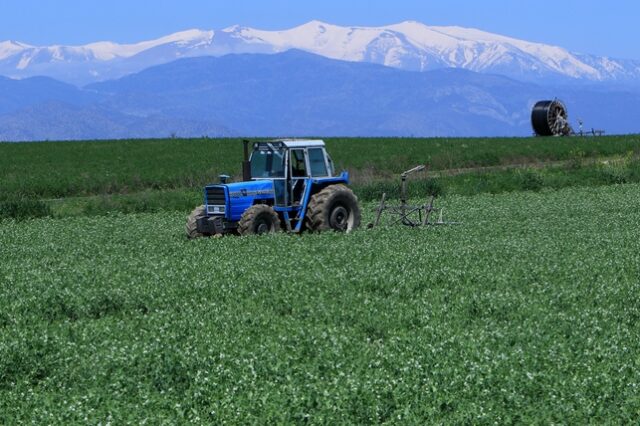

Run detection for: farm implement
[[368, 165, 458, 228]]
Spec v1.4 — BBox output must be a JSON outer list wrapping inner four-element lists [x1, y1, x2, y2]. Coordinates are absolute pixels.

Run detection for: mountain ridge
[[2, 21, 639, 86]]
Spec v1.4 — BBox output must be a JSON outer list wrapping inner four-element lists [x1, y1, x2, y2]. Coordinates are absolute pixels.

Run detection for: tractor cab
[[249, 140, 336, 207], [187, 139, 360, 237]]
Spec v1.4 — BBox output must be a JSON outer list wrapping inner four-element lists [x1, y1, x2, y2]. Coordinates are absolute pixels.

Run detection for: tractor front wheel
[[186, 205, 207, 239], [306, 184, 361, 232], [238, 205, 281, 236]]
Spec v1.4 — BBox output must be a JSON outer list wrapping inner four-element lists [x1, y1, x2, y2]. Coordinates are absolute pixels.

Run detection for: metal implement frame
[[368, 165, 457, 228]]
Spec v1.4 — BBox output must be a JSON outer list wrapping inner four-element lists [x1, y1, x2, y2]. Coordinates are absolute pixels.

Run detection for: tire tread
[[238, 204, 281, 236], [306, 184, 361, 232], [186, 205, 206, 239]]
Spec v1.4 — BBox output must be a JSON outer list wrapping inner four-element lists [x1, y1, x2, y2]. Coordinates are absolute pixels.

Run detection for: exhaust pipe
[[242, 139, 251, 181]]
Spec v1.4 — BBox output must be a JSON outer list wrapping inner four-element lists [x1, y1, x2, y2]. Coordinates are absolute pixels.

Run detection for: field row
[[2, 135, 639, 200], [2, 184, 639, 422], [2, 153, 640, 221]]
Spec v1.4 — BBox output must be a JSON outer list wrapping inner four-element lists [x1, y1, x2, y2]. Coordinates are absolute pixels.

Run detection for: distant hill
[[87, 50, 640, 137], [0, 75, 100, 115], [0, 101, 233, 142], [1, 51, 640, 141]]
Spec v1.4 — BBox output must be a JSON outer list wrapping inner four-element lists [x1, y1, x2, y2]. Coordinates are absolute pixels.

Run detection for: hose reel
[[531, 99, 573, 136]]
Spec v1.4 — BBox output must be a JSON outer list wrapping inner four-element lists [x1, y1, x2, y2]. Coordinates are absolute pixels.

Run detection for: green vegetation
[[357, 154, 640, 199], [1, 135, 640, 220], [2, 136, 640, 422], [2, 135, 639, 201], [2, 184, 639, 423], [0, 197, 52, 221], [4, 157, 640, 220]]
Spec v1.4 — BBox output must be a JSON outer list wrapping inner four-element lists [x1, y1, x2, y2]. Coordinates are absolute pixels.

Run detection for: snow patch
[[16, 52, 33, 70], [0, 40, 32, 60]]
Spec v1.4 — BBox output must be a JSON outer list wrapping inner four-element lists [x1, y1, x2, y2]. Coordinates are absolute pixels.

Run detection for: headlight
[[207, 205, 226, 215]]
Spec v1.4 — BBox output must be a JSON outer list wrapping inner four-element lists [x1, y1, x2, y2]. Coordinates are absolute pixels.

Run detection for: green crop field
[[1, 184, 640, 423], [2, 136, 640, 423], [2, 135, 640, 221], [2, 135, 640, 200]]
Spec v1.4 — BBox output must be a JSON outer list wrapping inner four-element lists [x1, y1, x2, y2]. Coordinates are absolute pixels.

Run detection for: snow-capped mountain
[[1, 21, 639, 86]]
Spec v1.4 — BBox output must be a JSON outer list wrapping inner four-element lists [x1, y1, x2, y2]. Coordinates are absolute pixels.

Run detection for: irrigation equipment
[[531, 99, 605, 137], [531, 99, 573, 136]]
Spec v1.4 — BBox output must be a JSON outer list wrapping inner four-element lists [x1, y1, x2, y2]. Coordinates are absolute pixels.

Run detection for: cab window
[[308, 148, 328, 177], [290, 149, 307, 177], [250, 146, 285, 178]]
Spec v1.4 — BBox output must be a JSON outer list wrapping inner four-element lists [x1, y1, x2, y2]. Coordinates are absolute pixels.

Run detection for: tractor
[[186, 139, 361, 237]]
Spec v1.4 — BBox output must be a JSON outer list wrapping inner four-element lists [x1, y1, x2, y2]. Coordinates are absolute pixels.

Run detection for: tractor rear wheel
[[306, 184, 361, 232], [238, 205, 281, 236], [186, 205, 207, 239]]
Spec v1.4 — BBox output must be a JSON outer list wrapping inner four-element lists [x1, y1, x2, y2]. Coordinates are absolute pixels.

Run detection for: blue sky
[[1, 0, 639, 59]]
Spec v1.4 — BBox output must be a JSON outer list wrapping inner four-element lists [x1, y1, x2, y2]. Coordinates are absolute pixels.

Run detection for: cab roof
[[264, 139, 326, 149]]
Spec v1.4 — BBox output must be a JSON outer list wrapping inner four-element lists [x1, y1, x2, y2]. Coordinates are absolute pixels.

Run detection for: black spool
[[531, 99, 571, 136]]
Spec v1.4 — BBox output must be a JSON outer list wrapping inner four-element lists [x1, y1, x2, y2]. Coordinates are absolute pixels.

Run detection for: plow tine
[[373, 192, 386, 228], [423, 196, 434, 226]]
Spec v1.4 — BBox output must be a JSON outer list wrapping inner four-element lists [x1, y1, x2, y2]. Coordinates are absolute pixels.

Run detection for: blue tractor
[[186, 139, 361, 237]]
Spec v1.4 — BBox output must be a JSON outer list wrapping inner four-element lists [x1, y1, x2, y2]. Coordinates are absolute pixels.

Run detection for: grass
[[2, 135, 640, 202], [1, 135, 639, 220], [46, 188, 202, 218], [11, 153, 638, 220], [1, 184, 639, 423], [0, 197, 52, 221]]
